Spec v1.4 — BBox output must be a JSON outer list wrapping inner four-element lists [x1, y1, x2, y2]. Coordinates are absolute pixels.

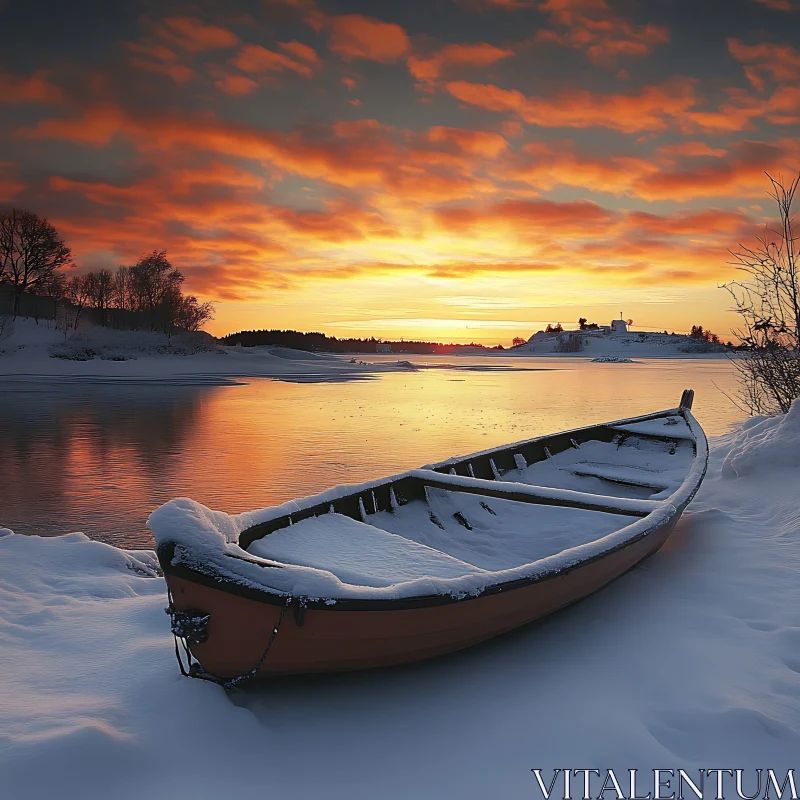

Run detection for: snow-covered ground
[[1, 405, 799, 799], [0, 317, 422, 384], [511, 329, 729, 358]]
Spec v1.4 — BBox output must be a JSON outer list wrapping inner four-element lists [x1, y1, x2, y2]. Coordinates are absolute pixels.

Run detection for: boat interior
[[237, 402, 700, 586]]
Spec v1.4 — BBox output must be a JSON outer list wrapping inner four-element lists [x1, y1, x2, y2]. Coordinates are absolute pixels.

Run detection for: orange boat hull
[[162, 515, 675, 677]]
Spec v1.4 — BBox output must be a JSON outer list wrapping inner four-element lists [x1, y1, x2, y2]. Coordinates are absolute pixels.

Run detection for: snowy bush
[[676, 340, 726, 354]]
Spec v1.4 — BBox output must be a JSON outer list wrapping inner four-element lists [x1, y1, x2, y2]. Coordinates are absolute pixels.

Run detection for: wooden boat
[[152, 389, 707, 684]]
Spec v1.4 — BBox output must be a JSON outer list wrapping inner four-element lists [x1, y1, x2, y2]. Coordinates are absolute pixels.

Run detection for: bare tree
[[36, 271, 68, 321], [0, 209, 72, 315], [112, 265, 133, 312], [175, 295, 215, 331], [130, 250, 184, 329], [85, 268, 114, 326], [64, 274, 91, 329], [723, 172, 800, 414]]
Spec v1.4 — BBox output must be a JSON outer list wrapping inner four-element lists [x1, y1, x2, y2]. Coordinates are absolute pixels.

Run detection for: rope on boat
[[166, 589, 293, 690]]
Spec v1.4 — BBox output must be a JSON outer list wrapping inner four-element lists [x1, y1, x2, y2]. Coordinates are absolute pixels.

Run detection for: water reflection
[[0, 385, 210, 545], [0, 358, 742, 549]]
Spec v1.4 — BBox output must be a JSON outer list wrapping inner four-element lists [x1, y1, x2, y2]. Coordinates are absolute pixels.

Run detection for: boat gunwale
[[156, 397, 708, 613], [235, 403, 694, 549], [157, 509, 672, 612]]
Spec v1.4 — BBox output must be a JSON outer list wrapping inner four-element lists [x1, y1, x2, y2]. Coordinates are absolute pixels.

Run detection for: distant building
[[376, 342, 392, 353], [611, 318, 628, 333]]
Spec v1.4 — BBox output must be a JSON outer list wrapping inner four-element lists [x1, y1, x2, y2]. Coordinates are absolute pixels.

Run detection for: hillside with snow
[[511, 328, 730, 358]]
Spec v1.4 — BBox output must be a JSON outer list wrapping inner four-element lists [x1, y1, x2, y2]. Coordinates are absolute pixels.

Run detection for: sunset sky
[[1, 0, 799, 342]]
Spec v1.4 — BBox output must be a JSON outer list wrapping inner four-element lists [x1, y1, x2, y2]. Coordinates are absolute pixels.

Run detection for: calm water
[[1, 357, 743, 549]]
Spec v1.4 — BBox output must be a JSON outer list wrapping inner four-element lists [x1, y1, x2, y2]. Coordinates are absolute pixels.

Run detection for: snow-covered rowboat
[[151, 390, 707, 684]]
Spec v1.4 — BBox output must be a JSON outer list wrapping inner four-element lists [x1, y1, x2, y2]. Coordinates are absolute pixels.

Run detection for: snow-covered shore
[[1, 318, 731, 386], [0, 317, 423, 384], [1, 407, 799, 799]]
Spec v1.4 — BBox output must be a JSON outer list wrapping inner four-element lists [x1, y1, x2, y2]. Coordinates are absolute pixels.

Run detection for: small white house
[[611, 318, 628, 333], [376, 343, 392, 353]]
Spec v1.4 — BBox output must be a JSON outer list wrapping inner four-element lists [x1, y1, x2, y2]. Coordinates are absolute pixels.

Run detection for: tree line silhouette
[[221, 329, 506, 354], [0, 208, 213, 332]]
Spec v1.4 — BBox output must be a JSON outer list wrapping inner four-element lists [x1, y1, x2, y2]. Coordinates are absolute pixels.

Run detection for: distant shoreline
[[1, 317, 734, 387]]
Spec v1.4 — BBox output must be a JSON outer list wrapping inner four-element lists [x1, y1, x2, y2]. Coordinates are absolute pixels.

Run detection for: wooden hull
[[162, 513, 677, 677]]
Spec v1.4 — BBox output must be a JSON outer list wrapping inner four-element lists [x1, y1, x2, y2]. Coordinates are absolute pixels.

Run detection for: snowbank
[[48, 326, 218, 361], [1, 414, 799, 798], [722, 399, 800, 477]]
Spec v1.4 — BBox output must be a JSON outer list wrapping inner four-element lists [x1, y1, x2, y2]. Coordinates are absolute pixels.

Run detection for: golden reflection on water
[[0, 357, 742, 548]]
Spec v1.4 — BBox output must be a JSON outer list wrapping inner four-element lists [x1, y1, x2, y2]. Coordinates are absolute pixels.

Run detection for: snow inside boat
[[151, 390, 708, 682]]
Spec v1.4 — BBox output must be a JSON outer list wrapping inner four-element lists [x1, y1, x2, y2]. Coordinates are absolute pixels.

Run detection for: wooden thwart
[[409, 470, 662, 517]]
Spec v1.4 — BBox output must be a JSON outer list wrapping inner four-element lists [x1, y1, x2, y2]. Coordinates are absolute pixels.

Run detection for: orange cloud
[[24, 107, 510, 206], [445, 81, 524, 112], [657, 142, 728, 158], [728, 38, 800, 91], [493, 137, 800, 202], [625, 209, 755, 236], [156, 17, 239, 52], [214, 73, 259, 96], [327, 14, 409, 63], [446, 77, 699, 133], [636, 138, 800, 201], [233, 44, 314, 77], [407, 43, 514, 81], [124, 41, 180, 64], [277, 40, 321, 65], [446, 75, 800, 133], [435, 198, 616, 236], [506, 139, 800, 202], [426, 126, 509, 157], [27, 103, 797, 207], [681, 84, 800, 132], [536, 0, 669, 64], [341, 76, 358, 90], [127, 57, 193, 84], [0, 71, 63, 105], [754, 0, 796, 9], [124, 38, 194, 83], [505, 141, 661, 195], [38, 156, 424, 301]]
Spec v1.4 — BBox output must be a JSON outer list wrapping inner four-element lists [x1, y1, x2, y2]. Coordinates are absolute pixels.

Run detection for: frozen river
[[1, 356, 742, 548]]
